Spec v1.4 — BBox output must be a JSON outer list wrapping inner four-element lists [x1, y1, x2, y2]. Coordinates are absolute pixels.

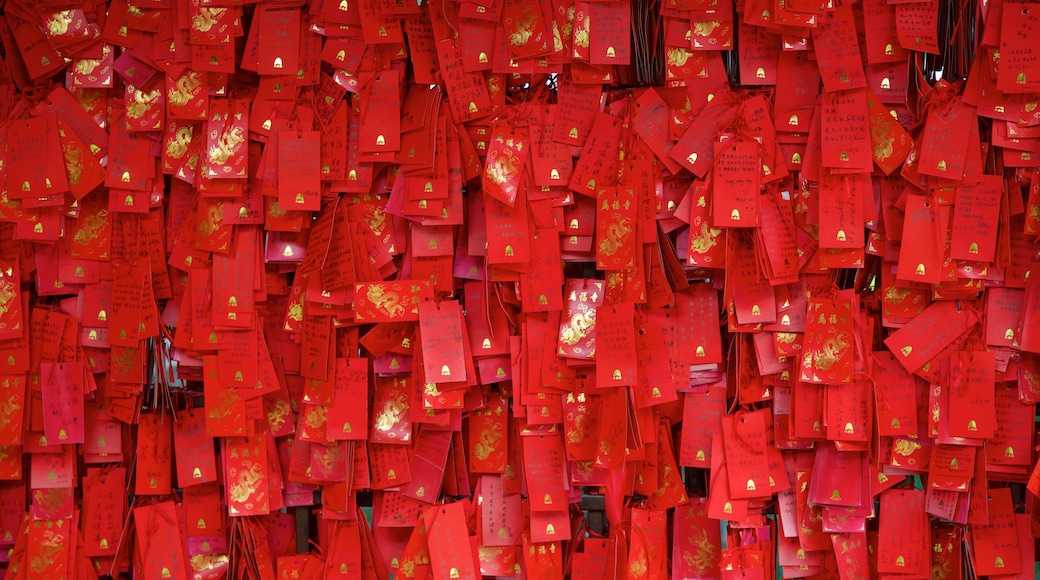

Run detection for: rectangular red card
[[971, 487, 1023, 575], [883, 300, 979, 374], [468, 394, 508, 473], [557, 279, 605, 360], [928, 444, 974, 491], [203, 355, 251, 437], [721, 410, 770, 499], [133, 501, 190, 579], [821, 90, 873, 172], [800, 294, 855, 385], [989, 383, 1033, 467], [0, 375, 25, 446], [950, 175, 1001, 262], [569, 113, 623, 197], [871, 352, 918, 436], [136, 413, 173, 496], [278, 131, 321, 211], [594, 303, 638, 387], [817, 173, 867, 250], [26, 517, 71, 578], [354, 281, 433, 322], [588, 1, 630, 65], [482, 122, 528, 208], [551, 82, 602, 147], [522, 433, 566, 511], [947, 350, 996, 439], [327, 358, 369, 441], [810, 4, 867, 92], [877, 489, 928, 575], [370, 376, 412, 444], [417, 301, 467, 384], [40, 362, 84, 445], [595, 187, 637, 270], [426, 503, 479, 580], [174, 408, 218, 487], [865, 88, 913, 175], [727, 229, 775, 326], [82, 467, 125, 557], [224, 435, 270, 517], [205, 99, 249, 179], [712, 141, 760, 227]]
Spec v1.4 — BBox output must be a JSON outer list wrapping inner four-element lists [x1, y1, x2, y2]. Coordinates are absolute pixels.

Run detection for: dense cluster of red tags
[[0, 0, 1039, 576]]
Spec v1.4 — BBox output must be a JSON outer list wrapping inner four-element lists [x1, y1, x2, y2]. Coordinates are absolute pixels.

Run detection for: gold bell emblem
[[336, 50, 345, 61], [424, 181, 433, 193], [544, 493, 552, 505], [731, 209, 741, 221], [193, 467, 202, 478], [100, 538, 108, 549], [895, 556, 905, 567], [612, 369, 622, 381], [751, 304, 761, 316], [756, 67, 765, 79], [915, 264, 925, 276], [1017, 73, 1027, 85], [836, 230, 846, 242], [696, 346, 705, 357], [844, 422, 854, 434], [568, 127, 579, 139], [21, 181, 30, 192], [551, 168, 560, 180], [449, 568, 460, 579], [273, 57, 283, 69], [441, 365, 450, 376], [478, 52, 488, 63], [937, 160, 947, 171], [482, 338, 491, 349], [789, 114, 798, 126], [162, 568, 172, 578], [967, 419, 978, 431], [376, 135, 385, 146], [881, 77, 891, 89], [468, 102, 478, 113], [695, 450, 705, 462], [891, 418, 900, 428], [262, 119, 272, 131], [546, 524, 555, 535], [746, 479, 756, 491], [504, 245, 514, 257], [1005, 446, 1015, 458], [121, 171, 131, 183]]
